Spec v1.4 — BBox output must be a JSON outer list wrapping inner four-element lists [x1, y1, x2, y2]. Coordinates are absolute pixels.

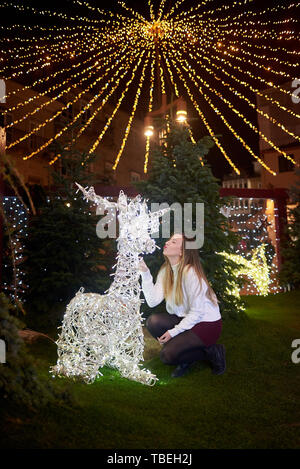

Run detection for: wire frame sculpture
[[50, 183, 170, 385]]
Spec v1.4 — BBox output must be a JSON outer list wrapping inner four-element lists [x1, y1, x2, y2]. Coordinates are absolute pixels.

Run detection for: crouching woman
[[138, 233, 226, 378]]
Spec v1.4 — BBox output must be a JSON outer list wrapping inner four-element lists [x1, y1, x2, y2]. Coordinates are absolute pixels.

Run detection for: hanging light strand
[[168, 46, 277, 175], [163, 47, 241, 175], [113, 50, 151, 170]]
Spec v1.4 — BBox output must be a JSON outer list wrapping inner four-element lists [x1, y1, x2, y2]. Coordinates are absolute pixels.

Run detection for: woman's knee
[[146, 314, 162, 333]]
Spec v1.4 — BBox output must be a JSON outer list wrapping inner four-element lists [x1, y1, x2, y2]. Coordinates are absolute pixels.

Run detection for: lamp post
[[176, 109, 187, 123], [144, 95, 189, 138], [175, 97, 187, 124]]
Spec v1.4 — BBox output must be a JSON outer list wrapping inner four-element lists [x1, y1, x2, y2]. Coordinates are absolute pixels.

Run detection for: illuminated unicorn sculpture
[[51, 184, 170, 386]]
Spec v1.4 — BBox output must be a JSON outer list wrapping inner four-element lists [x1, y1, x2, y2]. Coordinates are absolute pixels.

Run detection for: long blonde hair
[[158, 234, 220, 307]]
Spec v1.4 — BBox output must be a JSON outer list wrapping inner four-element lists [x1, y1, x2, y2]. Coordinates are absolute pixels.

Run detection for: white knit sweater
[[140, 262, 221, 338]]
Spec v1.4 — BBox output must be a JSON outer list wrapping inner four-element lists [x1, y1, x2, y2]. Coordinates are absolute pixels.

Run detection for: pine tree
[[20, 142, 115, 329], [0, 292, 69, 409], [279, 167, 300, 288], [133, 120, 245, 320]]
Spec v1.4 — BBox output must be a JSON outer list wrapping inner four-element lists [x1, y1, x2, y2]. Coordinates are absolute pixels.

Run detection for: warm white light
[[176, 110, 187, 123], [144, 125, 154, 137], [50, 184, 170, 386]]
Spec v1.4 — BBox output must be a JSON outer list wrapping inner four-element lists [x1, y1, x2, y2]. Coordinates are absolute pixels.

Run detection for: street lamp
[[176, 109, 187, 123], [144, 125, 154, 137]]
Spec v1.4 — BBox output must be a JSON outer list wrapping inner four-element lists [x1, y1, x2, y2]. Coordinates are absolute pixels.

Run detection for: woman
[[138, 233, 226, 378]]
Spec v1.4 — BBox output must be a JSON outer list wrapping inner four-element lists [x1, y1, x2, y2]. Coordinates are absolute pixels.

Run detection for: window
[[278, 154, 295, 173], [130, 171, 140, 182], [158, 128, 167, 145], [104, 161, 113, 173]]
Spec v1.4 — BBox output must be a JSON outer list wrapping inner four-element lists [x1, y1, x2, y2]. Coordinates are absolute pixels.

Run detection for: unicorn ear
[[128, 193, 142, 208], [75, 183, 116, 210], [117, 190, 128, 213]]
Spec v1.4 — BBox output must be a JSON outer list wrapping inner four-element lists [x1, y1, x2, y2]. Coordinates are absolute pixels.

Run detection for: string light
[[164, 0, 188, 20], [171, 46, 297, 171], [0, 2, 105, 24], [0, 31, 95, 77], [2, 46, 108, 104], [50, 184, 170, 385], [169, 49, 278, 175], [1, 0, 299, 174], [144, 47, 156, 173], [12, 46, 135, 157], [221, 38, 300, 67], [219, 244, 271, 296], [2, 197, 28, 304], [147, 0, 155, 21], [158, 0, 167, 21], [219, 198, 283, 294], [163, 48, 241, 174], [6, 46, 121, 128], [186, 43, 300, 143], [113, 50, 151, 170], [48, 50, 141, 165], [82, 50, 147, 164]]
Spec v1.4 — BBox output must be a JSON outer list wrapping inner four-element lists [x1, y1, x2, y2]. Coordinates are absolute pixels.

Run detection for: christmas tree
[[0, 292, 69, 409], [279, 167, 300, 288], [133, 120, 245, 319], [20, 143, 115, 329]]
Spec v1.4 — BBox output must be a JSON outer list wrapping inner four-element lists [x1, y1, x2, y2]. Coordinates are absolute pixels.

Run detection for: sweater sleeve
[[140, 267, 165, 308], [167, 267, 207, 338]]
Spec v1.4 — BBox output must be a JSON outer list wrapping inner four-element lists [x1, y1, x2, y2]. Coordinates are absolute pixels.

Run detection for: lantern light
[[144, 125, 154, 137], [176, 109, 187, 123]]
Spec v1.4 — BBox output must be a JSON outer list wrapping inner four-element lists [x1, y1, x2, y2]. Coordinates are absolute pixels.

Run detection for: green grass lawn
[[1, 291, 300, 449]]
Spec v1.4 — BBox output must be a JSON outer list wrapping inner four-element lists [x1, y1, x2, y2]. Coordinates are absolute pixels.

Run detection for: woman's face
[[163, 234, 183, 258]]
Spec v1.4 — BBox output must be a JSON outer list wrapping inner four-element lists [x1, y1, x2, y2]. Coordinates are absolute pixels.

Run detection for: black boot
[[171, 362, 192, 378], [204, 344, 226, 375]]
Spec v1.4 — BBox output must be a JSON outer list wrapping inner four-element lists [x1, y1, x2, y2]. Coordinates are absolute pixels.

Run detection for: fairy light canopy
[[0, 0, 299, 175]]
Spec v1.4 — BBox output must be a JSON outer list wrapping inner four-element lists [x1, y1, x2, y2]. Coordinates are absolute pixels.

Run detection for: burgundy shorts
[[191, 319, 223, 346]]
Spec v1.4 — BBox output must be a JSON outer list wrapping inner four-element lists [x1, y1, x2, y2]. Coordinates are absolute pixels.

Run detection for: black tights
[[146, 313, 208, 366]]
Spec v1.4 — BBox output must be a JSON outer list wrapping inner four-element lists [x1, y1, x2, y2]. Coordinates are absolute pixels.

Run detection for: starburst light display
[[0, 0, 299, 174]]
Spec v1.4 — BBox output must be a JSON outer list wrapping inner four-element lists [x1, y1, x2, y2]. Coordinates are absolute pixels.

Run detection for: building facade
[[256, 80, 300, 191], [0, 79, 147, 190]]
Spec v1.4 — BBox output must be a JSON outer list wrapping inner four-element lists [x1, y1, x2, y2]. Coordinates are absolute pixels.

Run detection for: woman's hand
[[158, 331, 171, 344], [138, 257, 149, 272]]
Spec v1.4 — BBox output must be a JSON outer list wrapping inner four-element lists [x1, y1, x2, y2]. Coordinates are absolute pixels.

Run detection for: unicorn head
[[75, 183, 170, 255]]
